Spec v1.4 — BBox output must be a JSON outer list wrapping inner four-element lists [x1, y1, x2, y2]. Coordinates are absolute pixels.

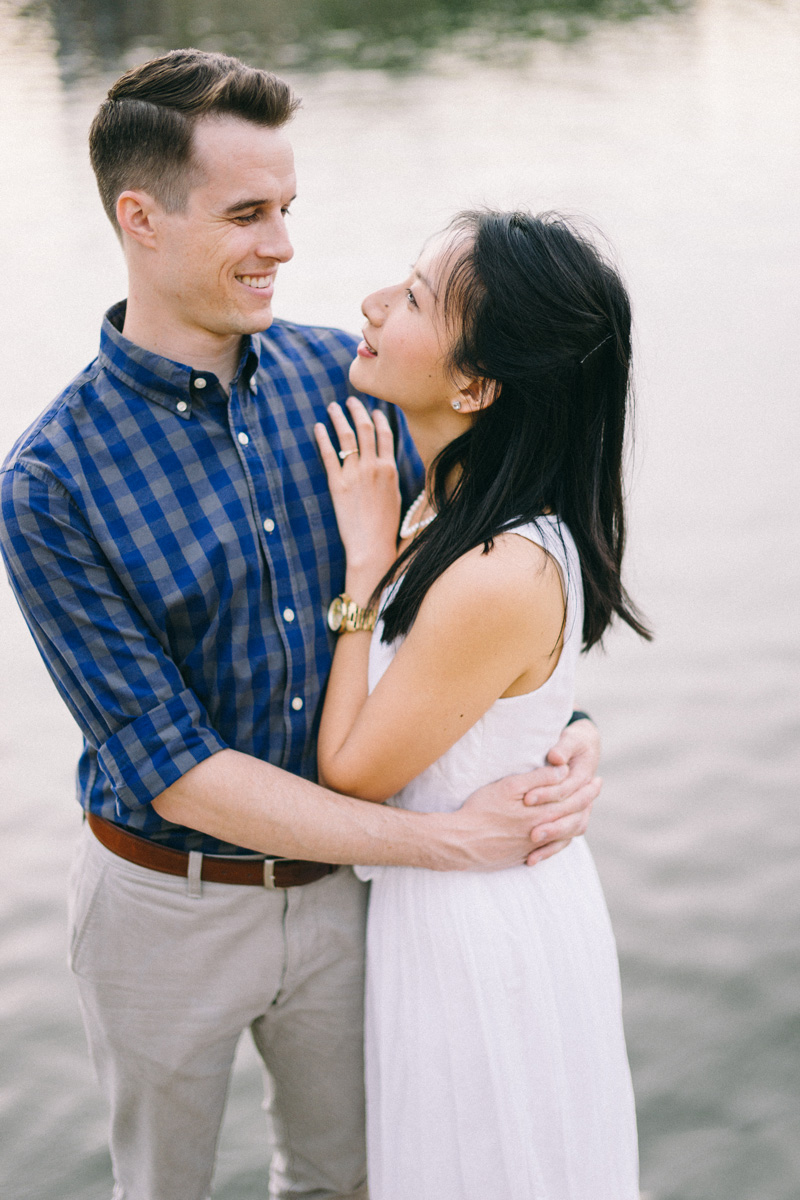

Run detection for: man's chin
[[232, 303, 275, 335]]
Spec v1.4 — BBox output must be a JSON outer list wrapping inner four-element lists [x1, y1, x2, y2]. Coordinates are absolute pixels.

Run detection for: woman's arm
[[317, 533, 566, 800]]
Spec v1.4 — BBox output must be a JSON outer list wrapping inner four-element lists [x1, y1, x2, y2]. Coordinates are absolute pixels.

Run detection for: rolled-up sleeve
[[0, 464, 227, 812]]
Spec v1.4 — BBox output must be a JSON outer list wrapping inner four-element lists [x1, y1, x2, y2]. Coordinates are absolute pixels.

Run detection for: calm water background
[[1, 0, 798, 1196]]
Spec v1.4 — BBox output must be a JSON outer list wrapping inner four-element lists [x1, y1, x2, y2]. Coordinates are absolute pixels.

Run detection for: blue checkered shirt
[[0, 302, 422, 853]]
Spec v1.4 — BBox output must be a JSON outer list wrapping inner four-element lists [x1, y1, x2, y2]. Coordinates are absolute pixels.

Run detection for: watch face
[[327, 596, 346, 631]]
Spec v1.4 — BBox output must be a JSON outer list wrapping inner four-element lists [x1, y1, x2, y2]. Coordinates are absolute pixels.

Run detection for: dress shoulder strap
[[503, 516, 583, 649]]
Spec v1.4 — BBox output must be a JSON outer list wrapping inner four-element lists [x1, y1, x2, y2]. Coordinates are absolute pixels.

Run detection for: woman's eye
[[406, 288, 418, 308]]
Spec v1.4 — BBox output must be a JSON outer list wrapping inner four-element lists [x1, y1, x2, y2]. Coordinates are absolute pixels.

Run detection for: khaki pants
[[68, 824, 369, 1200]]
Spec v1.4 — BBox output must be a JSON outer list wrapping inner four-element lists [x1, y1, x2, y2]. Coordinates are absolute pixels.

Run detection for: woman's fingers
[[327, 402, 360, 458], [313, 422, 341, 478], [372, 406, 396, 460], [318, 400, 396, 481], [346, 396, 378, 459], [314, 398, 401, 571]]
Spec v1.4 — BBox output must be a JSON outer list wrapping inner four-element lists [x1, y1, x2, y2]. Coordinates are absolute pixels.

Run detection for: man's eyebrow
[[223, 193, 297, 215]]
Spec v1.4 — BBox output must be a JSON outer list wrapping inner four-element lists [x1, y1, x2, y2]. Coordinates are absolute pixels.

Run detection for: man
[[0, 50, 601, 1200]]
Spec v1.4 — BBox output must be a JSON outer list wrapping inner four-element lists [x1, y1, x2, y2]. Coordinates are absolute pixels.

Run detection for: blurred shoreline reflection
[[15, 0, 691, 80]]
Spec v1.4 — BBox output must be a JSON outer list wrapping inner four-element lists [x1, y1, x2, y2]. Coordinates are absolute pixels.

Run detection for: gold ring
[[339, 448, 359, 461]]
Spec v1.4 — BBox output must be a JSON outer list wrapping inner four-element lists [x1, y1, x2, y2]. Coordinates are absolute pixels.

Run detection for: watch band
[[327, 593, 377, 634], [566, 710, 592, 726]]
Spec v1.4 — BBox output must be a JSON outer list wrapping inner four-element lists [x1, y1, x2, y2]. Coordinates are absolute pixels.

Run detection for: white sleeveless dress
[[356, 518, 639, 1200]]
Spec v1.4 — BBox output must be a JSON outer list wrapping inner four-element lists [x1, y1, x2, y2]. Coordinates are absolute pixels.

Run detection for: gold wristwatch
[[327, 593, 377, 634]]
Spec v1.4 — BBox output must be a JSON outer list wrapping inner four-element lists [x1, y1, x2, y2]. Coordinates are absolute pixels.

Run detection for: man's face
[[151, 116, 296, 340]]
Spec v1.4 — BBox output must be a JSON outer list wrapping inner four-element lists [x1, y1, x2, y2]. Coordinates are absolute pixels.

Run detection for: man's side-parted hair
[[89, 48, 300, 232]]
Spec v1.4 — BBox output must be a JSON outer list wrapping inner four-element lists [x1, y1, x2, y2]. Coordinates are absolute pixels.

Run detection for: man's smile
[[237, 273, 275, 290]]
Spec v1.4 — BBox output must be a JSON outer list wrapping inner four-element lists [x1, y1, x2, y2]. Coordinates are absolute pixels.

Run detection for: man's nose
[[255, 216, 294, 264]]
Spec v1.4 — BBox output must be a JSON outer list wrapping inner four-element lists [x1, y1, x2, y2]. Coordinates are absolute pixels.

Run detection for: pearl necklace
[[399, 491, 437, 539]]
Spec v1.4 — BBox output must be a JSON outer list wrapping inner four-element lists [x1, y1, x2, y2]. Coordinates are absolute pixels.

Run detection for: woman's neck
[[401, 409, 468, 474]]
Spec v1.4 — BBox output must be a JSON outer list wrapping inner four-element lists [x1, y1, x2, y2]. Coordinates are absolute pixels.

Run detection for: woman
[[313, 210, 649, 1199]]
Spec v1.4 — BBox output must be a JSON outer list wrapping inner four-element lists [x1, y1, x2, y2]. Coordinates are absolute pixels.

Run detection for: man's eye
[[281, 206, 293, 217], [235, 213, 259, 225]]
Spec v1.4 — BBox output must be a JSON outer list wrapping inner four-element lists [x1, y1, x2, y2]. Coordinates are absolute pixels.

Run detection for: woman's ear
[[454, 378, 499, 414]]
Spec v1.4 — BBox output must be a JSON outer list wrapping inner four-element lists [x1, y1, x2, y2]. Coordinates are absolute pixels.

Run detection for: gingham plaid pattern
[[0, 303, 422, 853]]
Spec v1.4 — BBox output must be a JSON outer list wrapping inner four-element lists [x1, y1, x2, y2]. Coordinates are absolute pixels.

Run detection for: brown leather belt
[[87, 812, 338, 889]]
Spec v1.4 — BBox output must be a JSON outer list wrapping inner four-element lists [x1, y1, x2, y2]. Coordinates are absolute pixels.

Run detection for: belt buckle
[[263, 859, 279, 889]]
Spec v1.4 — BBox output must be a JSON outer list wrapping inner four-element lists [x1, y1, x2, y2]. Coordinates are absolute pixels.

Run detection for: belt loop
[[187, 851, 203, 898]]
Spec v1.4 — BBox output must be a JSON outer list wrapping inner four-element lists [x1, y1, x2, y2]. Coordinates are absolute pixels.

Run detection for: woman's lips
[[357, 334, 378, 358]]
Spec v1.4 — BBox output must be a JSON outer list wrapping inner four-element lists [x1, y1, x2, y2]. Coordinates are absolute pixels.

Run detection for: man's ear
[[116, 190, 160, 249]]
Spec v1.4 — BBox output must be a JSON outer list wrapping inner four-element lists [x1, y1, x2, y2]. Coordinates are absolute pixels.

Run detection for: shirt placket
[[227, 375, 307, 773]]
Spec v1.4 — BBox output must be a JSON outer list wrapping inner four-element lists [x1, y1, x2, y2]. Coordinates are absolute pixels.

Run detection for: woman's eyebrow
[[411, 267, 438, 299]]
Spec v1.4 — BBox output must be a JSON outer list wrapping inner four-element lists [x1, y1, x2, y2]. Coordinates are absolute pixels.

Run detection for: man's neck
[[121, 296, 244, 394]]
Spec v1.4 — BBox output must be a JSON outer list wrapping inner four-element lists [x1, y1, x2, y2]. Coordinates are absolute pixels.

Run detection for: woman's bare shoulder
[[413, 530, 563, 640]]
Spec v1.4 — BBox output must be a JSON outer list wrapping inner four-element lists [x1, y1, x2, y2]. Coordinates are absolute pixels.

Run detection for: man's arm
[[0, 465, 227, 814], [152, 724, 601, 871], [152, 748, 565, 872]]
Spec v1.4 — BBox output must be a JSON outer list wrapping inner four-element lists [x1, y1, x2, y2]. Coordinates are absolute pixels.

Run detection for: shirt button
[[263, 518, 275, 533], [249, 377, 258, 394], [194, 377, 207, 390], [283, 607, 295, 622], [176, 401, 188, 413], [237, 431, 250, 446], [291, 697, 304, 711]]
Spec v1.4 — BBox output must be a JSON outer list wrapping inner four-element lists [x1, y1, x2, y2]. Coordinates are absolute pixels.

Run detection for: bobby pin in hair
[[579, 333, 613, 364]]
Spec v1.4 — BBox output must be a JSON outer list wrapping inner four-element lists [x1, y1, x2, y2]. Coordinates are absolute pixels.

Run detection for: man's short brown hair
[[89, 49, 300, 232]]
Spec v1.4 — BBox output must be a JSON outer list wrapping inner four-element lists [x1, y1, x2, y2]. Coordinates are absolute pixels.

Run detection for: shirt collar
[[98, 301, 260, 416]]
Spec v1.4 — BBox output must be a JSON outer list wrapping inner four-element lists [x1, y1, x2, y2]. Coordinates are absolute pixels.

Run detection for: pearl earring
[[451, 399, 462, 411]]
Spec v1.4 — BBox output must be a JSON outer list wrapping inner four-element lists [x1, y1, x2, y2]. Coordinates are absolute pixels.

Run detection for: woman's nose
[[361, 286, 393, 324]]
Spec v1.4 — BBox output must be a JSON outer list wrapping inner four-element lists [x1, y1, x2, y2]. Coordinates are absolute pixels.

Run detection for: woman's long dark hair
[[376, 209, 651, 651]]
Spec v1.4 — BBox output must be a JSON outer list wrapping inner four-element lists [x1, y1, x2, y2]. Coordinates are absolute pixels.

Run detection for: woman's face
[[348, 235, 468, 416]]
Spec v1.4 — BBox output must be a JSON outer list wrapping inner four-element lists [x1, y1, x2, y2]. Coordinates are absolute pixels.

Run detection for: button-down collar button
[[176, 401, 189, 413], [249, 377, 258, 394], [291, 696, 304, 711], [237, 431, 250, 446], [263, 518, 275, 533], [283, 608, 295, 622], [194, 377, 207, 390]]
